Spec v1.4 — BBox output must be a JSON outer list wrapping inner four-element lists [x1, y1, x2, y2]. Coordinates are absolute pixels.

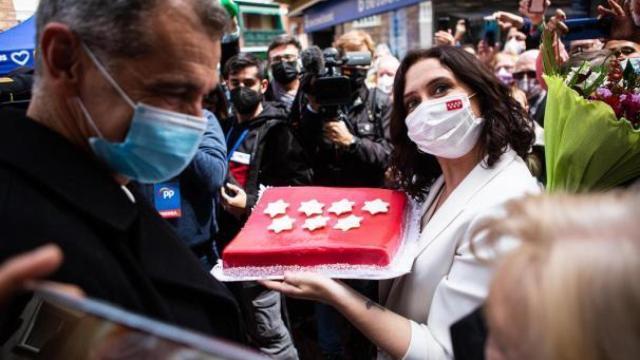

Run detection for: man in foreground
[[0, 0, 245, 346]]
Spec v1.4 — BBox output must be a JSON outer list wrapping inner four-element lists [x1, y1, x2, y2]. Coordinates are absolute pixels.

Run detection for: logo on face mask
[[446, 99, 463, 111], [405, 93, 485, 159]]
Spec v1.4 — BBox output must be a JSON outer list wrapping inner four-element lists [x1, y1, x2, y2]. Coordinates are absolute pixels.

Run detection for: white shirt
[[378, 150, 541, 359]]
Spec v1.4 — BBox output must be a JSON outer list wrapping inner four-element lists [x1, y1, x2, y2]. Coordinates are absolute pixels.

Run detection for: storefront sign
[[389, 8, 407, 59], [304, 0, 425, 32]]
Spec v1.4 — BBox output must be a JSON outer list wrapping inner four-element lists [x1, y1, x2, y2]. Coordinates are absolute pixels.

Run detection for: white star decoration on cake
[[334, 215, 363, 232], [268, 215, 296, 233], [328, 199, 355, 216], [263, 199, 289, 218], [302, 215, 330, 231], [362, 199, 390, 215], [298, 199, 325, 217]]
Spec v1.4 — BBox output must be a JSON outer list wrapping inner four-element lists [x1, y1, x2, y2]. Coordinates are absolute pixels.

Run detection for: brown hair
[[267, 34, 302, 58], [390, 46, 534, 200]]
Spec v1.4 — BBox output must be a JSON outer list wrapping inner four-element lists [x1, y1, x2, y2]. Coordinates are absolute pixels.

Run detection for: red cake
[[222, 187, 407, 268]]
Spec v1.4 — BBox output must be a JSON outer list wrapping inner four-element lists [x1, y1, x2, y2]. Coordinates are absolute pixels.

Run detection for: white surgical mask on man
[[377, 74, 394, 94], [405, 93, 484, 159]]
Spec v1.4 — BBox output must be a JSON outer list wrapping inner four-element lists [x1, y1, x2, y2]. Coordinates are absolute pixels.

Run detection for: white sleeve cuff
[[400, 320, 450, 360]]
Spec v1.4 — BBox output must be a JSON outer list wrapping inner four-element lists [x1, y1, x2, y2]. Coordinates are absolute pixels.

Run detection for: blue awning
[[303, 0, 424, 33], [0, 16, 36, 75]]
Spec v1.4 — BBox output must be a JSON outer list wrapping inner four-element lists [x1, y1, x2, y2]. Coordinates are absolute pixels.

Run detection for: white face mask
[[405, 93, 484, 159], [377, 74, 394, 94], [620, 58, 640, 73], [503, 38, 525, 55]]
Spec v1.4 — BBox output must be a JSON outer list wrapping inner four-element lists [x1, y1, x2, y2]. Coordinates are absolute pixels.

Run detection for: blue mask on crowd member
[[76, 44, 206, 184]]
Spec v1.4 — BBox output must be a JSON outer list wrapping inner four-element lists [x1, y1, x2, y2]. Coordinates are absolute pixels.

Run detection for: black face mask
[[347, 68, 368, 94], [230, 87, 262, 116], [271, 61, 299, 84]]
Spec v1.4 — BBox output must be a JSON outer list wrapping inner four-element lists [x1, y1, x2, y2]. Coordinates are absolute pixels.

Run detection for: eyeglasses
[[269, 54, 298, 63], [614, 46, 639, 56], [513, 71, 536, 80]]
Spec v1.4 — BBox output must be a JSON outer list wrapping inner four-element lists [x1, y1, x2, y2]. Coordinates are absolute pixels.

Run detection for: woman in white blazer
[[263, 46, 541, 359]]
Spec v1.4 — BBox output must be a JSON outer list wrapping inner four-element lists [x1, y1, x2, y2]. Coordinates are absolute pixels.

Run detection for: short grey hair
[[35, 0, 228, 62]]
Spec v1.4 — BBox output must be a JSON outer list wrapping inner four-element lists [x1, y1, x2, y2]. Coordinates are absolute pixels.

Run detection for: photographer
[[297, 30, 392, 188]]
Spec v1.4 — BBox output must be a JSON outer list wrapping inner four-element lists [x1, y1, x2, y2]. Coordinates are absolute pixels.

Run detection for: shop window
[[242, 13, 279, 30]]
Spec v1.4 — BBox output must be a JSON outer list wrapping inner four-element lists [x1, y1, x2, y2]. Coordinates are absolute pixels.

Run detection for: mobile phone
[[483, 16, 499, 48], [563, 18, 611, 42], [437, 16, 450, 32], [225, 183, 239, 196], [528, 0, 545, 14]]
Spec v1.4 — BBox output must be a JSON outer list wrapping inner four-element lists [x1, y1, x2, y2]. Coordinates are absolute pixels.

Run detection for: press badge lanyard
[[226, 127, 250, 162]]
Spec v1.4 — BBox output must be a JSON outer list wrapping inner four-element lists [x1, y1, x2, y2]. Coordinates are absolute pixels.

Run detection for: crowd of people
[[0, 0, 639, 359]]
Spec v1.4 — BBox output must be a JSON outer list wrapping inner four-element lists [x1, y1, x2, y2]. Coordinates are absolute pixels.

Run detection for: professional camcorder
[[300, 46, 372, 118]]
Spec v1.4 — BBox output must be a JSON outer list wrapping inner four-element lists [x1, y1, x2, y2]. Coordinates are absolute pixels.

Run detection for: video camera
[[301, 46, 372, 118]]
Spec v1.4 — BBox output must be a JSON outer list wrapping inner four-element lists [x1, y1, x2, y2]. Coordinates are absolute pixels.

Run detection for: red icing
[[222, 187, 407, 268]]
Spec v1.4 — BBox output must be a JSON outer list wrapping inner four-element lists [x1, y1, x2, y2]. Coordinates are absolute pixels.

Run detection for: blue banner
[[0, 50, 35, 74], [303, 0, 425, 33], [0, 17, 36, 75]]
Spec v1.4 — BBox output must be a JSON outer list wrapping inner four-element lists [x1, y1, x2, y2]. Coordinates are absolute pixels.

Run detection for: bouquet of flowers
[[541, 30, 640, 192]]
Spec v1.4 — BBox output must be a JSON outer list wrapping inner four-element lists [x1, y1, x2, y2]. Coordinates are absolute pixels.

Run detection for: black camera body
[[303, 47, 372, 119]]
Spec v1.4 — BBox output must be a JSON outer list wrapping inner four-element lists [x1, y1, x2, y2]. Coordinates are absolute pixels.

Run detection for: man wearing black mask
[[218, 53, 311, 360], [265, 35, 302, 110]]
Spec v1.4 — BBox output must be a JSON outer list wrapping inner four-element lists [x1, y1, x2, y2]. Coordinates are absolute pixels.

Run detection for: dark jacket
[[451, 306, 487, 360], [296, 87, 392, 187], [218, 102, 312, 246], [0, 109, 244, 343], [226, 101, 312, 209], [133, 110, 227, 266]]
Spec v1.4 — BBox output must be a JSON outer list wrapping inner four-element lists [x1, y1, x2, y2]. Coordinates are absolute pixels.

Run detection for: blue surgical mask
[[621, 58, 640, 73], [76, 44, 206, 184]]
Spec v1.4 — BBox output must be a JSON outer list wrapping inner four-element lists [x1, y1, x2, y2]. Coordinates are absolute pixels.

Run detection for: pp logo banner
[[159, 187, 175, 199], [153, 182, 182, 218]]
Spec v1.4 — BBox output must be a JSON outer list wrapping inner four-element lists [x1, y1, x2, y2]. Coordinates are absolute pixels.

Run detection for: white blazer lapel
[[414, 150, 518, 257]]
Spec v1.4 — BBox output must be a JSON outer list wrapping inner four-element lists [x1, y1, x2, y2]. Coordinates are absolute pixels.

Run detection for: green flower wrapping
[[544, 75, 640, 192]]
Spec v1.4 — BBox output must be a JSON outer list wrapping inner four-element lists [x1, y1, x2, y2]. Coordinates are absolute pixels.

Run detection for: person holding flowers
[[540, 0, 640, 192]]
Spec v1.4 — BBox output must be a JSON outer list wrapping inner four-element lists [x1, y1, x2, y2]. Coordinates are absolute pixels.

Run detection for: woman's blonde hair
[[486, 192, 640, 360], [334, 30, 375, 56]]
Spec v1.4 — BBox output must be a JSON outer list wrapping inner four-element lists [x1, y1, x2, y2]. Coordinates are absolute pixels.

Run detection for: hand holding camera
[[323, 121, 355, 147]]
